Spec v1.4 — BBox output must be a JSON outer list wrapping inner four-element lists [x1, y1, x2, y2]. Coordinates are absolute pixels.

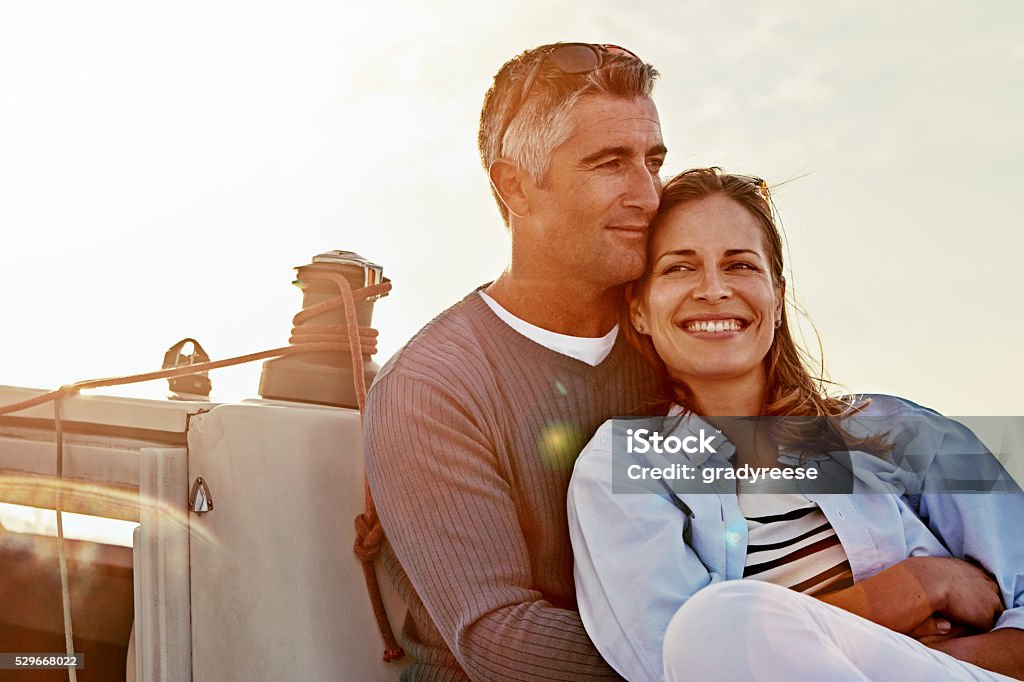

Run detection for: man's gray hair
[[478, 44, 659, 225]]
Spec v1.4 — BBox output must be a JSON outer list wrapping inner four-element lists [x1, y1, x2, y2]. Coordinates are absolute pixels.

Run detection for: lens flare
[[0, 474, 220, 551], [538, 421, 584, 470]]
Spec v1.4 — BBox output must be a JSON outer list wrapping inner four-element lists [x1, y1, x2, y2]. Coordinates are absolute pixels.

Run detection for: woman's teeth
[[685, 319, 743, 333]]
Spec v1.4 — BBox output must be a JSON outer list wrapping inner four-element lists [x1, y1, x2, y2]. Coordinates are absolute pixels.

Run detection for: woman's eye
[[663, 263, 693, 274]]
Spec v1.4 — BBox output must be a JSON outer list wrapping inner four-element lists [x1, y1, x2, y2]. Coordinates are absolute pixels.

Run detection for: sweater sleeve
[[364, 370, 623, 681]]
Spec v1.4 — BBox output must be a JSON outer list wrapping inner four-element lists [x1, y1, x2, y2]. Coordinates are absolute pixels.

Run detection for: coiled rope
[[0, 276, 404, 664]]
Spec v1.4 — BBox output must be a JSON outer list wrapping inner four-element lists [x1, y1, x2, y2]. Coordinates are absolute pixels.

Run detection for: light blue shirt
[[567, 395, 1024, 682]]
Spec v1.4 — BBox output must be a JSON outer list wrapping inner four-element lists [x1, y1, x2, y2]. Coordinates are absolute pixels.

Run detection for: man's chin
[[601, 254, 646, 288]]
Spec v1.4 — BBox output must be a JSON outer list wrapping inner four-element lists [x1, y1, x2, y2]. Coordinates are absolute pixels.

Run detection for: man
[[364, 42, 667, 680]]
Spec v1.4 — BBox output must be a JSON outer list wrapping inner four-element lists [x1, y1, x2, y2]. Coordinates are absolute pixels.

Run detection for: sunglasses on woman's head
[[734, 174, 771, 201]]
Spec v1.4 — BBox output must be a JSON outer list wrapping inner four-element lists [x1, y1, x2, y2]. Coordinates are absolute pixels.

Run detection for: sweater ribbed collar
[[459, 285, 637, 377]]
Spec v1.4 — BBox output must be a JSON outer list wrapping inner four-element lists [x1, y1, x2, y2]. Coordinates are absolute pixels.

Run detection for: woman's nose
[[694, 269, 730, 302]]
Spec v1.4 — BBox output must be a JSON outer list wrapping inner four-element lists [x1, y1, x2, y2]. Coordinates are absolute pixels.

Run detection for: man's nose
[[623, 164, 661, 217]]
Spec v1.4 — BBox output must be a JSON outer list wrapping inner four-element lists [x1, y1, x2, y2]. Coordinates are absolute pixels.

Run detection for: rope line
[[55, 397, 79, 682], [0, 277, 404, 661], [300, 270, 404, 660], [0, 282, 389, 418]]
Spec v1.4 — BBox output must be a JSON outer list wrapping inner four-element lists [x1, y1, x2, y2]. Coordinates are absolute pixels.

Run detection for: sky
[[1, 0, 1022, 417]]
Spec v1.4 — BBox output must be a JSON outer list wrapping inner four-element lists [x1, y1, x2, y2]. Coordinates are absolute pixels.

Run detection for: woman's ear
[[489, 159, 529, 218], [774, 275, 786, 325]]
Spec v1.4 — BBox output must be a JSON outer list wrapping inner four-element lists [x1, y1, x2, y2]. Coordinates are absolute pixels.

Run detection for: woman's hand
[[908, 617, 978, 644], [902, 556, 1003, 632], [816, 556, 1002, 635]]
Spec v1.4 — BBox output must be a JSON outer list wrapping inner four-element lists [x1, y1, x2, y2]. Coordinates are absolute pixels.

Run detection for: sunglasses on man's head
[[496, 43, 641, 156]]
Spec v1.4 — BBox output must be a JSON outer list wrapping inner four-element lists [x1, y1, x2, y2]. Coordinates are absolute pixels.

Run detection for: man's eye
[[599, 159, 623, 170], [647, 157, 665, 171], [728, 262, 758, 271]]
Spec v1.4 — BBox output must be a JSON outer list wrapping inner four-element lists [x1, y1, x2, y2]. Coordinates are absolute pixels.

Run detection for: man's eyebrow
[[580, 146, 632, 165], [579, 143, 666, 166]]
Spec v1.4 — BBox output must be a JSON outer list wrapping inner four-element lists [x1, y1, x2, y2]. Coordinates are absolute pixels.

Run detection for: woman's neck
[[683, 369, 767, 417], [683, 369, 775, 468]]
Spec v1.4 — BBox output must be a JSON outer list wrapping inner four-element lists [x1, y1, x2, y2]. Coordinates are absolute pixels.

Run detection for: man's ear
[[489, 158, 530, 218], [627, 284, 651, 336]]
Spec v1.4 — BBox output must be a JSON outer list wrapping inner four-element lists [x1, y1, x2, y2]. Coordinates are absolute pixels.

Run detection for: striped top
[[739, 491, 855, 596]]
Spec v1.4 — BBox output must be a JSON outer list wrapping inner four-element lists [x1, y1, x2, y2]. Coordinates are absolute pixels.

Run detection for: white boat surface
[[0, 383, 408, 681]]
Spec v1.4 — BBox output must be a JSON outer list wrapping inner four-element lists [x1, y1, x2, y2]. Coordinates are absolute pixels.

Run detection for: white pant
[[663, 580, 1015, 682]]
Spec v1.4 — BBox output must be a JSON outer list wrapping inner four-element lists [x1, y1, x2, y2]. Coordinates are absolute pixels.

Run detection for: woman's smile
[[680, 314, 748, 336]]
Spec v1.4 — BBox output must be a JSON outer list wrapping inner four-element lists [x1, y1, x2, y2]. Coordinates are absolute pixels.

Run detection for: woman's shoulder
[[845, 393, 942, 418], [841, 393, 961, 448], [842, 394, 1017, 487]]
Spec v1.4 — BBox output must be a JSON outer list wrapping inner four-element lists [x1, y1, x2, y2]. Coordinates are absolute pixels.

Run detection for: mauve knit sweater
[[365, 290, 658, 681]]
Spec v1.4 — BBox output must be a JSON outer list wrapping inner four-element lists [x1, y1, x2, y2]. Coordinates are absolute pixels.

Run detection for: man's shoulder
[[372, 289, 502, 392]]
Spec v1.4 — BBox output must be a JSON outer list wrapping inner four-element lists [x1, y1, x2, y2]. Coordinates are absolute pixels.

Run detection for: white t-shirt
[[477, 290, 617, 367]]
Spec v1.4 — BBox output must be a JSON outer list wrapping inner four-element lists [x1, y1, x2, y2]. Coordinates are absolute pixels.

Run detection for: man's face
[[520, 94, 665, 289]]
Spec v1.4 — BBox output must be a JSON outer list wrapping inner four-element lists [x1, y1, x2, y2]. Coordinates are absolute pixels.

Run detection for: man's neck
[[484, 272, 621, 337]]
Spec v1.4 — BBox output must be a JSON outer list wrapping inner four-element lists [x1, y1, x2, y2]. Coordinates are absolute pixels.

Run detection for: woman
[[567, 168, 1024, 681]]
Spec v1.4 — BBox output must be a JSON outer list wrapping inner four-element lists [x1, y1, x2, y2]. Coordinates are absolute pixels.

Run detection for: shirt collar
[[663, 405, 830, 467], [664, 405, 736, 467]]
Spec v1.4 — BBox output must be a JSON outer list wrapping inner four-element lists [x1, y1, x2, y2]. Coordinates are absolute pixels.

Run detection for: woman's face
[[631, 193, 784, 391]]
